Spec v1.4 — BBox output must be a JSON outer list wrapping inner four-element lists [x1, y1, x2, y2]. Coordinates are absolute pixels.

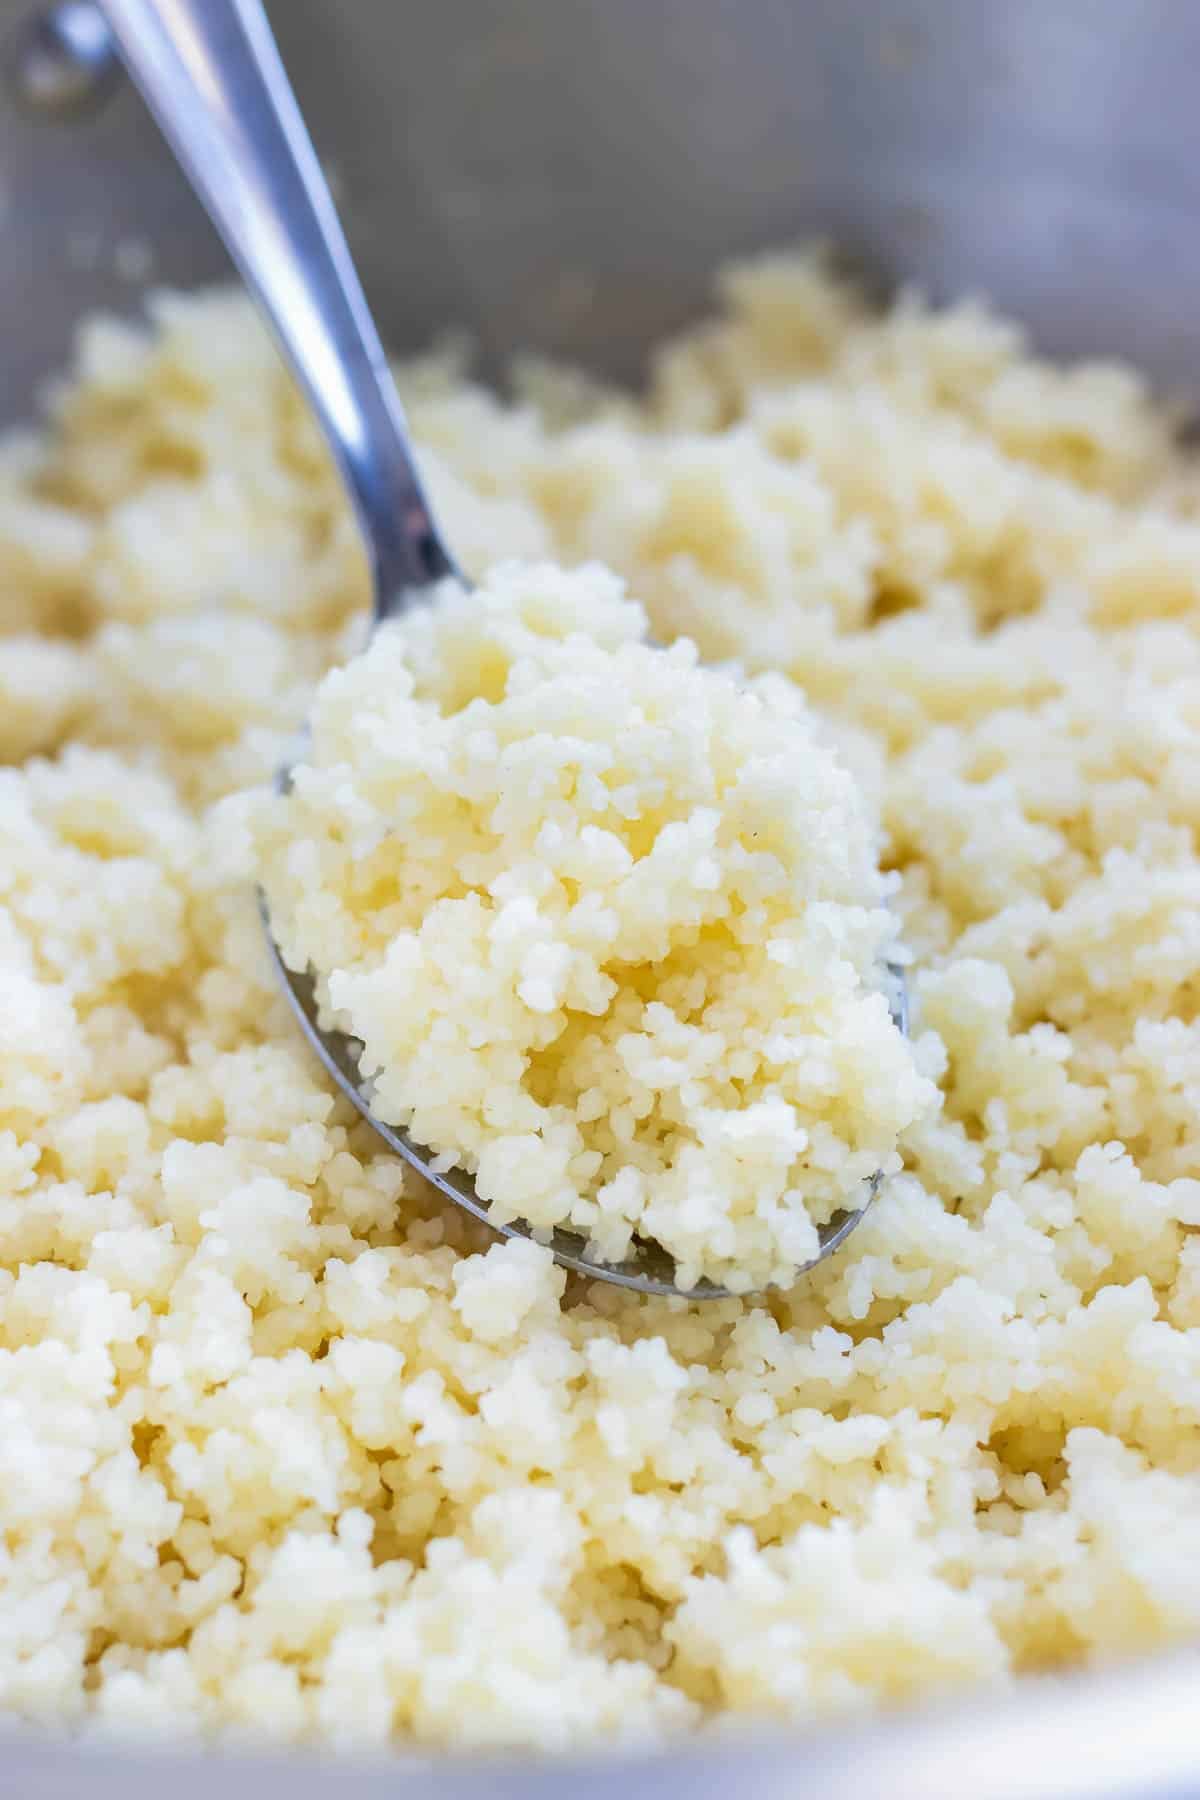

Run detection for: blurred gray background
[[4, 0, 1200, 422]]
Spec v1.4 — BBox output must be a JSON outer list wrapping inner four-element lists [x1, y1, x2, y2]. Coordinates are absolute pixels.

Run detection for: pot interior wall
[[4, 0, 1200, 421]]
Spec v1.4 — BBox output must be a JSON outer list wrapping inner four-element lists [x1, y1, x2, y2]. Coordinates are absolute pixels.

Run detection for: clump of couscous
[[2, 252, 1199, 1751], [257, 560, 928, 1290]]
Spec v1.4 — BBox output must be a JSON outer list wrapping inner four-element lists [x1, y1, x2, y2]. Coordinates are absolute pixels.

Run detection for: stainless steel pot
[[3, 3, 1200, 1795]]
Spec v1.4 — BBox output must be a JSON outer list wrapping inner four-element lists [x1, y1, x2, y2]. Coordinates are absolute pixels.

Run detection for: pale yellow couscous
[[2, 251, 1199, 1750], [256, 560, 929, 1290]]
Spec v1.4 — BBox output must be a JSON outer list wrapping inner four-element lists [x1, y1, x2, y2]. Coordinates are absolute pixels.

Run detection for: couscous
[[2, 251, 1199, 1750], [256, 561, 929, 1290]]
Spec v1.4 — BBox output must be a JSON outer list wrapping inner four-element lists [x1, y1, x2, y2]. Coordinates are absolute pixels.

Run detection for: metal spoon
[[94, 0, 906, 1296]]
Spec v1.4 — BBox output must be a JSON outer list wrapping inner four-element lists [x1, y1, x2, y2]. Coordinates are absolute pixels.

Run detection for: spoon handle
[[102, 0, 457, 615]]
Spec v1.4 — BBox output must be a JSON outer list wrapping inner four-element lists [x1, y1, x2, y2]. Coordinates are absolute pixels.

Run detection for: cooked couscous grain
[[2, 252, 1199, 1750], [256, 561, 928, 1289]]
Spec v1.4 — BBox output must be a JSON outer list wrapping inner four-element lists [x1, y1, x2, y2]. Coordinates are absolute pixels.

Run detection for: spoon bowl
[[266, 922, 909, 1298]]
